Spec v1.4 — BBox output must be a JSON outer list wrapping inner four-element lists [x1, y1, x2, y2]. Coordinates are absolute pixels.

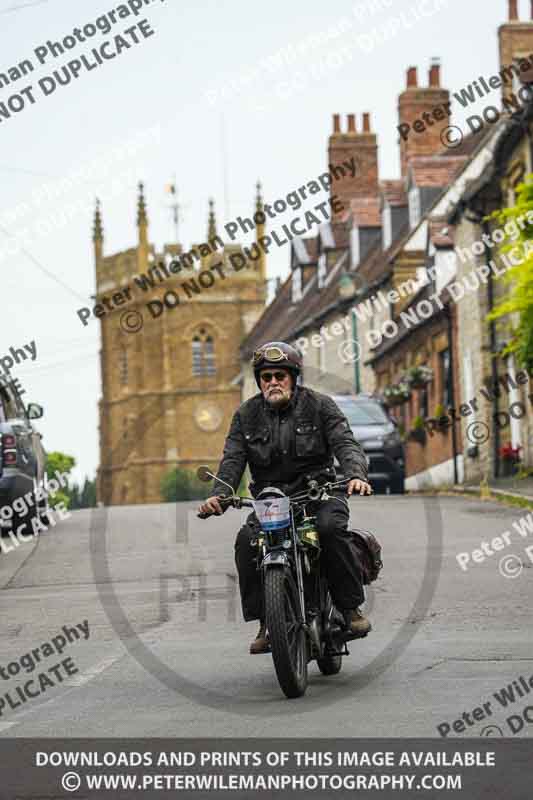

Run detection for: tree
[[160, 467, 209, 502], [45, 451, 75, 481], [44, 453, 96, 509], [45, 451, 76, 510], [486, 176, 533, 370], [80, 478, 96, 508]]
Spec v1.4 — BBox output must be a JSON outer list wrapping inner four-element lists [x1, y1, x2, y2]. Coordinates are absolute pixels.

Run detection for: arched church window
[[205, 336, 216, 376], [191, 329, 216, 376], [192, 337, 203, 375]]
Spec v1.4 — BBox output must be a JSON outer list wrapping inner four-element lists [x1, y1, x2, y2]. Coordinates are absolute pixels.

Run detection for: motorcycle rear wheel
[[265, 568, 308, 699]]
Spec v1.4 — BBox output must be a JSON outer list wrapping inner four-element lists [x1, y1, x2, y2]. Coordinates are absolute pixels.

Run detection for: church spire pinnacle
[[254, 180, 267, 286], [207, 197, 217, 241], [93, 198, 103, 262], [93, 198, 103, 240], [137, 181, 148, 252], [255, 180, 263, 214], [137, 181, 148, 228]]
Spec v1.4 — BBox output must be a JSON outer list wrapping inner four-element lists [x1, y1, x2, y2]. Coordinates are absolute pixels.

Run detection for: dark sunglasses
[[260, 371, 289, 383]]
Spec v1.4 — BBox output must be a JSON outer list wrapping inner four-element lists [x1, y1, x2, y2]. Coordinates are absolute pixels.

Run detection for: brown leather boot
[[250, 622, 270, 654], [345, 609, 371, 637]]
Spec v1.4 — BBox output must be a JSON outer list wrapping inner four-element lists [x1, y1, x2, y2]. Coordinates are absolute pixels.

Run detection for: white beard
[[264, 386, 291, 408]]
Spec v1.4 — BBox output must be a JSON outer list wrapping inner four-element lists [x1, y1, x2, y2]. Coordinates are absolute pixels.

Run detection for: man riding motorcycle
[[198, 341, 373, 654]]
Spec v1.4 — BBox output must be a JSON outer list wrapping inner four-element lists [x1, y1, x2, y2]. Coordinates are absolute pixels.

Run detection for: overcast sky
[[0, 0, 515, 483]]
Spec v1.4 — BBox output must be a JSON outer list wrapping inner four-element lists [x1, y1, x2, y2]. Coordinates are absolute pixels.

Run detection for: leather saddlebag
[[350, 528, 383, 584]]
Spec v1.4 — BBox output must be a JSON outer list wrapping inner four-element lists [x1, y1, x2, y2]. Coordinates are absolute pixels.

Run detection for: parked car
[[330, 393, 405, 494], [0, 375, 46, 532]]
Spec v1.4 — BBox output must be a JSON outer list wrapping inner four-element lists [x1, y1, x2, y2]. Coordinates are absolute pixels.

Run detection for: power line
[[0, 0, 49, 14], [0, 224, 88, 303]]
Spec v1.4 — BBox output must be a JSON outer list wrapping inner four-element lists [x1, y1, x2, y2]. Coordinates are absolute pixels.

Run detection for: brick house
[[240, 0, 533, 489]]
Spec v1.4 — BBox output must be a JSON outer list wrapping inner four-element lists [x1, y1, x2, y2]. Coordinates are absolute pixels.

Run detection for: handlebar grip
[[196, 495, 235, 519]]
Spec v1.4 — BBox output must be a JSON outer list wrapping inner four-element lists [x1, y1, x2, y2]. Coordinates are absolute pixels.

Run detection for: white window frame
[[292, 266, 302, 303], [350, 226, 360, 269], [382, 205, 392, 250], [408, 187, 421, 229]]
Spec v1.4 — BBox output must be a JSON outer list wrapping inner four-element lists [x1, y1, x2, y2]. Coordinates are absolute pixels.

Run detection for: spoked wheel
[[264, 568, 308, 698]]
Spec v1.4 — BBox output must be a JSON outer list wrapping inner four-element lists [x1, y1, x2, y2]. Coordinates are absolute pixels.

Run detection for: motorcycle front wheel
[[264, 568, 308, 699]]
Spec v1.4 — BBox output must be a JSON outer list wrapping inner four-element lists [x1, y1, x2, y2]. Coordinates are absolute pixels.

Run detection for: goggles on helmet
[[252, 346, 290, 366]]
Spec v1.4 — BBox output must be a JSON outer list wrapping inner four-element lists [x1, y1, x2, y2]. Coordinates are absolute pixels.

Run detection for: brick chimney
[[499, 0, 533, 103], [327, 112, 378, 222], [398, 60, 450, 177]]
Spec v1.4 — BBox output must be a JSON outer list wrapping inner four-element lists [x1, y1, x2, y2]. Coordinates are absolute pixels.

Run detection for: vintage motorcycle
[[197, 466, 381, 699]]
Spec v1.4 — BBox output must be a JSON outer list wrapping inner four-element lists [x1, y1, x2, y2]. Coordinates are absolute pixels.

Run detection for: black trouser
[[234, 496, 365, 622]]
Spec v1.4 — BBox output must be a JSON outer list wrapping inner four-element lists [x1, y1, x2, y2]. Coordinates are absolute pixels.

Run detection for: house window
[[317, 253, 327, 288], [440, 349, 451, 406], [350, 227, 360, 268], [292, 266, 302, 303], [119, 348, 128, 386], [382, 206, 392, 250], [192, 330, 216, 376], [408, 187, 421, 229]]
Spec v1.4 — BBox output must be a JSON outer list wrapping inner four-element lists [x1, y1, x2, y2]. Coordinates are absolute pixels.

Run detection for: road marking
[[66, 654, 122, 687], [0, 651, 125, 733]]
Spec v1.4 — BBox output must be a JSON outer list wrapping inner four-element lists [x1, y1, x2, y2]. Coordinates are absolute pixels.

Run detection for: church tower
[[95, 185, 268, 506]]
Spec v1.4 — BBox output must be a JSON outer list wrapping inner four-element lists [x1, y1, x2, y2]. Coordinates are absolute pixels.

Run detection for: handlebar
[[196, 477, 370, 519], [197, 495, 253, 519]]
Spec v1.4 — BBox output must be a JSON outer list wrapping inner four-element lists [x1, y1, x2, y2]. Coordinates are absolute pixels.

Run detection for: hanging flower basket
[[429, 404, 450, 434], [408, 428, 427, 445], [500, 442, 522, 476], [408, 415, 427, 445], [406, 365, 433, 389], [383, 382, 411, 407]]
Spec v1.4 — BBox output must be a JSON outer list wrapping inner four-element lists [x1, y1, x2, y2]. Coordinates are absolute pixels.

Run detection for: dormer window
[[317, 253, 327, 288], [350, 227, 360, 268], [382, 205, 392, 250], [292, 266, 302, 303], [408, 187, 421, 229]]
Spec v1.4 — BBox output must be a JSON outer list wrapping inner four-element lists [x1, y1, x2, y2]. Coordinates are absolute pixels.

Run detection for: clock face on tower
[[194, 402, 223, 432]]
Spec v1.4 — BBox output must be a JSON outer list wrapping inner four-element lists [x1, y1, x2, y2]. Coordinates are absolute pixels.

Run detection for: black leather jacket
[[213, 386, 368, 498]]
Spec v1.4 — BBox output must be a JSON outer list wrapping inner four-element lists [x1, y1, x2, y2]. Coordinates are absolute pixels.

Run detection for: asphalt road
[[0, 493, 532, 738]]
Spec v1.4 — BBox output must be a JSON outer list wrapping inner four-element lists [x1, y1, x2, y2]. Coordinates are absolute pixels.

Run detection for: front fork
[[290, 510, 306, 625]]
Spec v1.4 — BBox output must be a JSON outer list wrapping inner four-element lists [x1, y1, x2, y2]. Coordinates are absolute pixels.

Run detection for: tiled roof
[[408, 156, 467, 188], [367, 281, 447, 363], [330, 222, 350, 249], [241, 273, 295, 357], [241, 250, 351, 357], [380, 180, 406, 207], [437, 126, 491, 157]]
